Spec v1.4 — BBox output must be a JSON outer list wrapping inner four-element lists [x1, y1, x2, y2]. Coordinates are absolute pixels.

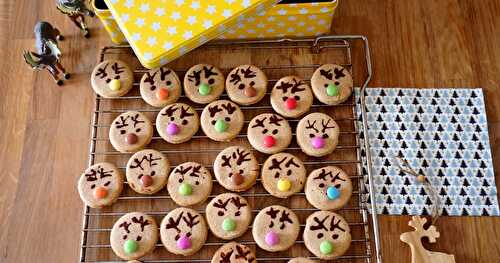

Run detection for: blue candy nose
[[327, 186, 340, 200]]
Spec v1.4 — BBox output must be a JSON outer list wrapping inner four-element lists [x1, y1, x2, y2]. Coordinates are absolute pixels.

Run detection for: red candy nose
[[285, 97, 297, 110], [263, 135, 276, 148]]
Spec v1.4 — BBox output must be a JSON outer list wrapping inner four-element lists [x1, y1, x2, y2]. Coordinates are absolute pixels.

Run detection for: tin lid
[[103, 0, 279, 68]]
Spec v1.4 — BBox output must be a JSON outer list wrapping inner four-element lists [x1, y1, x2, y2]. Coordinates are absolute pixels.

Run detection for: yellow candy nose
[[277, 178, 292, 192], [109, 79, 121, 91]]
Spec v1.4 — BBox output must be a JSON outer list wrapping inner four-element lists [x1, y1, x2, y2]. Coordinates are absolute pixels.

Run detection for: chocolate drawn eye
[[317, 233, 324, 239], [262, 129, 268, 134], [322, 134, 329, 139], [114, 75, 121, 80], [150, 85, 156, 91], [151, 171, 156, 176], [175, 234, 180, 241], [272, 129, 278, 135], [238, 83, 245, 90], [332, 234, 339, 239], [225, 117, 230, 122], [249, 81, 255, 86], [211, 120, 216, 125], [104, 181, 111, 186], [324, 84, 328, 88], [282, 96, 288, 102], [170, 117, 175, 121], [286, 170, 292, 176], [208, 78, 215, 85], [334, 81, 340, 85], [123, 235, 127, 240], [235, 211, 241, 216], [274, 172, 280, 178], [166, 80, 172, 85], [309, 133, 315, 138], [90, 184, 96, 189], [319, 183, 325, 188], [136, 236, 142, 242], [136, 128, 141, 133], [120, 130, 126, 135], [178, 178, 183, 183], [294, 95, 300, 101], [182, 120, 188, 125], [195, 181, 200, 185], [218, 211, 224, 216], [239, 169, 244, 174], [106, 78, 111, 83]]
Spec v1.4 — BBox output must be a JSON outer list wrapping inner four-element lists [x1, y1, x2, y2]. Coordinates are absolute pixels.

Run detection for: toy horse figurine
[[400, 216, 455, 263], [56, 0, 95, 38], [23, 21, 70, 86]]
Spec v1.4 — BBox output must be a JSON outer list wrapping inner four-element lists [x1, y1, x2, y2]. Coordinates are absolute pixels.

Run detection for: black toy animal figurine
[[56, 0, 95, 38], [23, 21, 69, 86]]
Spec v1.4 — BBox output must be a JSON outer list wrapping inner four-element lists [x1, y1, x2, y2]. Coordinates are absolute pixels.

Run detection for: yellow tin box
[[219, 0, 338, 39], [101, 0, 279, 69]]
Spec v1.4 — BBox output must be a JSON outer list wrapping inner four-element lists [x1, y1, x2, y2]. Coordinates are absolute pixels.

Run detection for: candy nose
[[244, 86, 257, 97], [327, 186, 340, 200], [265, 231, 280, 246], [222, 218, 236, 232], [156, 88, 169, 100], [177, 234, 192, 250], [263, 135, 276, 148], [231, 172, 244, 185], [326, 83, 339, 96], [167, 122, 180, 135], [311, 136, 325, 149], [215, 119, 228, 133], [285, 97, 297, 110], [123, 239, 139, 254], [178, 182, 193, 196], [109, 79, 121, 91], [277, 178, 292, 192], [93, 186, 108, 199], [320, 240, 334, 255], [141, 174, 153, 187], [126, 133, 138, 144], [198, 83, 212, 95]]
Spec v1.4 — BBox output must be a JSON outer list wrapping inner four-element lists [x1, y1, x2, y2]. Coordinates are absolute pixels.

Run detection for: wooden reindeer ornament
[[23, 21, 70, 85], [400, 216, 455, 263], [56, 0, 95, 38]]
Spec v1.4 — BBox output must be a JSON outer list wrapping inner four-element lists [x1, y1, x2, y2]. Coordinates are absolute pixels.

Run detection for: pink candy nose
[[176, 234, 191, 250], [285, 97, 297, 110], [167, 122, 180, 135], [311, 136, 325, 149], [265, 231, 280, 246], [263, 135, 276, 148]]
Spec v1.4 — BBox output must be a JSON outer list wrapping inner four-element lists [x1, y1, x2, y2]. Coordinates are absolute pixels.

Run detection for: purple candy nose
[[311, 136, 325, 149], [265, 231, 280, 246], [167, 122, 180, 135], [176, 234, 191, 250]]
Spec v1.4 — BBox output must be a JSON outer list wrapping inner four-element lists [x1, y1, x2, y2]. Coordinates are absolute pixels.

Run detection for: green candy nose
[[179, 182, 193, 196], [222, 218, 236, 232], [320, 240, 334, 255], [214, 119, 228, 133], [123, 239, 138, 254], [199, 83, 212, 95], [326, 84, 339, 96]]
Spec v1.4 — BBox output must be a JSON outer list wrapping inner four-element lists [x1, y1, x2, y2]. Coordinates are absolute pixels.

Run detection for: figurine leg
[[47, 65, 63, 86], [56, 62, 70, 80], [54, 27, 64, 41], [79, 16, 90, 38]]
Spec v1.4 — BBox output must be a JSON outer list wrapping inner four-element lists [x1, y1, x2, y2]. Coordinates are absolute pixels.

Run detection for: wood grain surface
[[1, 0, 499, 262]]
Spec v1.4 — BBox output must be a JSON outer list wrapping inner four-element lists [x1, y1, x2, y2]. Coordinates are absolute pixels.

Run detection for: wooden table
[[1, 0, 499, 262]]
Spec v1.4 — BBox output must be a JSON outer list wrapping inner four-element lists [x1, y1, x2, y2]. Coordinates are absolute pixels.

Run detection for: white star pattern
[[320, 7, 329, 13], [171, 12, 181, 21], [203, 20, 213, 29], [256, 23, 264, 28], [246, 17, 255, 23], [288, 16, 297, 21], [190, 1, 200, 9], [139, 3, 149, 12], [277, 9, 286, 15], [131, 33, 141, 41], [175, 0, 184, 6], [318, 19, 326, 25], [183, 31, 193, 39], [299, 8, 308, 14], [151, 22, 161, 31], [267, 16, 275, 22], [167, 26, 177, 35], [267, 28, 275, 33], [246, 29, 256, 34], [206, 5, 216, 14], [226, 0, 236, 3], [307, 26, 315, 32], [242, 0, 251, 8], [298, 21, 305, 27], [179, 47, 188, 55], [147, 37, 157, 46], [187, 16, 197, 25], [308, 15, 317, 20], [144, 52, 153, 60], [121, 14, 130, 22], [277, 22, 285, 27], [222, 9, 232, 18], [287, 27, 295, 32], [163, 41, 173, 49], [124, 0, 134, 8], [155, 8, 165, 16], [135, 18, 145, 27], [237, 23, 244, 29]]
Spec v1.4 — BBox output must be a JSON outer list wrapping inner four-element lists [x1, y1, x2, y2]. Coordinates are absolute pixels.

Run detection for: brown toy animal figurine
[[23, 21, 69, 86], [400, 216, 455, 263], [56, 0, 95, 38]]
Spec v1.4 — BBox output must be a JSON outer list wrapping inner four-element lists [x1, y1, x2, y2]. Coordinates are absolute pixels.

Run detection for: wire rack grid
[[79, 35, 382, 263]]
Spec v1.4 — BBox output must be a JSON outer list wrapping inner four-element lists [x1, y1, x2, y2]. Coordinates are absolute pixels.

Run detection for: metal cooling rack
[[79, 35, 382, 263]]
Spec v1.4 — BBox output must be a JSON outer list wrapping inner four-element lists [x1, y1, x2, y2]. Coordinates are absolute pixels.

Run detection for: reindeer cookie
[[167, 162, 212, 207], [288, 258, 317, 263], [305, 166, 352, 210], [78, 162, 123, 208], [206, 193, 252, 240], [160, 207, 208, 256], [200, 100, 244, 142], [296, 112, 340, 157], [311, 64, 353, 105], [213, 146, 259, 192], [91, 59, 133, 98], [303, 211, 351, 260], [126, 149, 170, 194], [109, 111, 153, 153], [261, 152, 306, 198], [156, 103, 199, 144], [211, 242, 256, 263], [110, 212, 158, 260], [226, 65, 268, 105], [252, 205, 300, 252], [184, 64, 225, 104], [247, 113, 292, 154], [139, 66, 181, 107], [270, 76, 313, 118]]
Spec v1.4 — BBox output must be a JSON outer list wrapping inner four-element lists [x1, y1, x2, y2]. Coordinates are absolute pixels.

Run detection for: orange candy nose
[[156, 88, 169, 100], [93, 186, 108, 199]]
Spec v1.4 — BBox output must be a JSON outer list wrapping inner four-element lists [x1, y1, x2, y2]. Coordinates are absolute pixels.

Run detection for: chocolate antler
[[95, 63, 109, 79], [235, 245, 252, 260], [208, 105, 223, 117], [189, 165, 201, 178], [234, 148, 251, 165], [330, 171, 346, 185], [334, 67, 346, 79], [203, 66, 218, 78], [111, 62, 125, 75], [221, 155, 232, 168], [180, 106, 194, 119], [310, 215, 329, 231], [213, 198, 231, 211], [119, 221, 132, 233], [265, 207, 279, 219], [231, 197, 248, 211], [165, 212, 183, 233], [162, 105, 178, 117], [115, 115, 130, 129], [222, 102, 237, 114], [241, 66, 256, 78], [275, 80, 293, 93], [131, 216, 151, 232], [278, 210, 293, 229], [219, 249, 234, 263], [129, 153, 161, 170], [130, 113, 145, 128], [187, 69, 202, 86], [313, 168, 331, 181], [290, 78, 306, 93], [305, 120, 319, 133], [321, 119, 336, 133], [159, 67, 171, 81], [320, 69, 333, 80], [183, 212, 200, 228], [144, 71, 157, 86], [285, 157, 300, 168], [229, 69, 242, 85], [268, 114, 283, 126], [251, 117, 266, 128], [269, 157, 286, 170], [330, 215, 346, 233]]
